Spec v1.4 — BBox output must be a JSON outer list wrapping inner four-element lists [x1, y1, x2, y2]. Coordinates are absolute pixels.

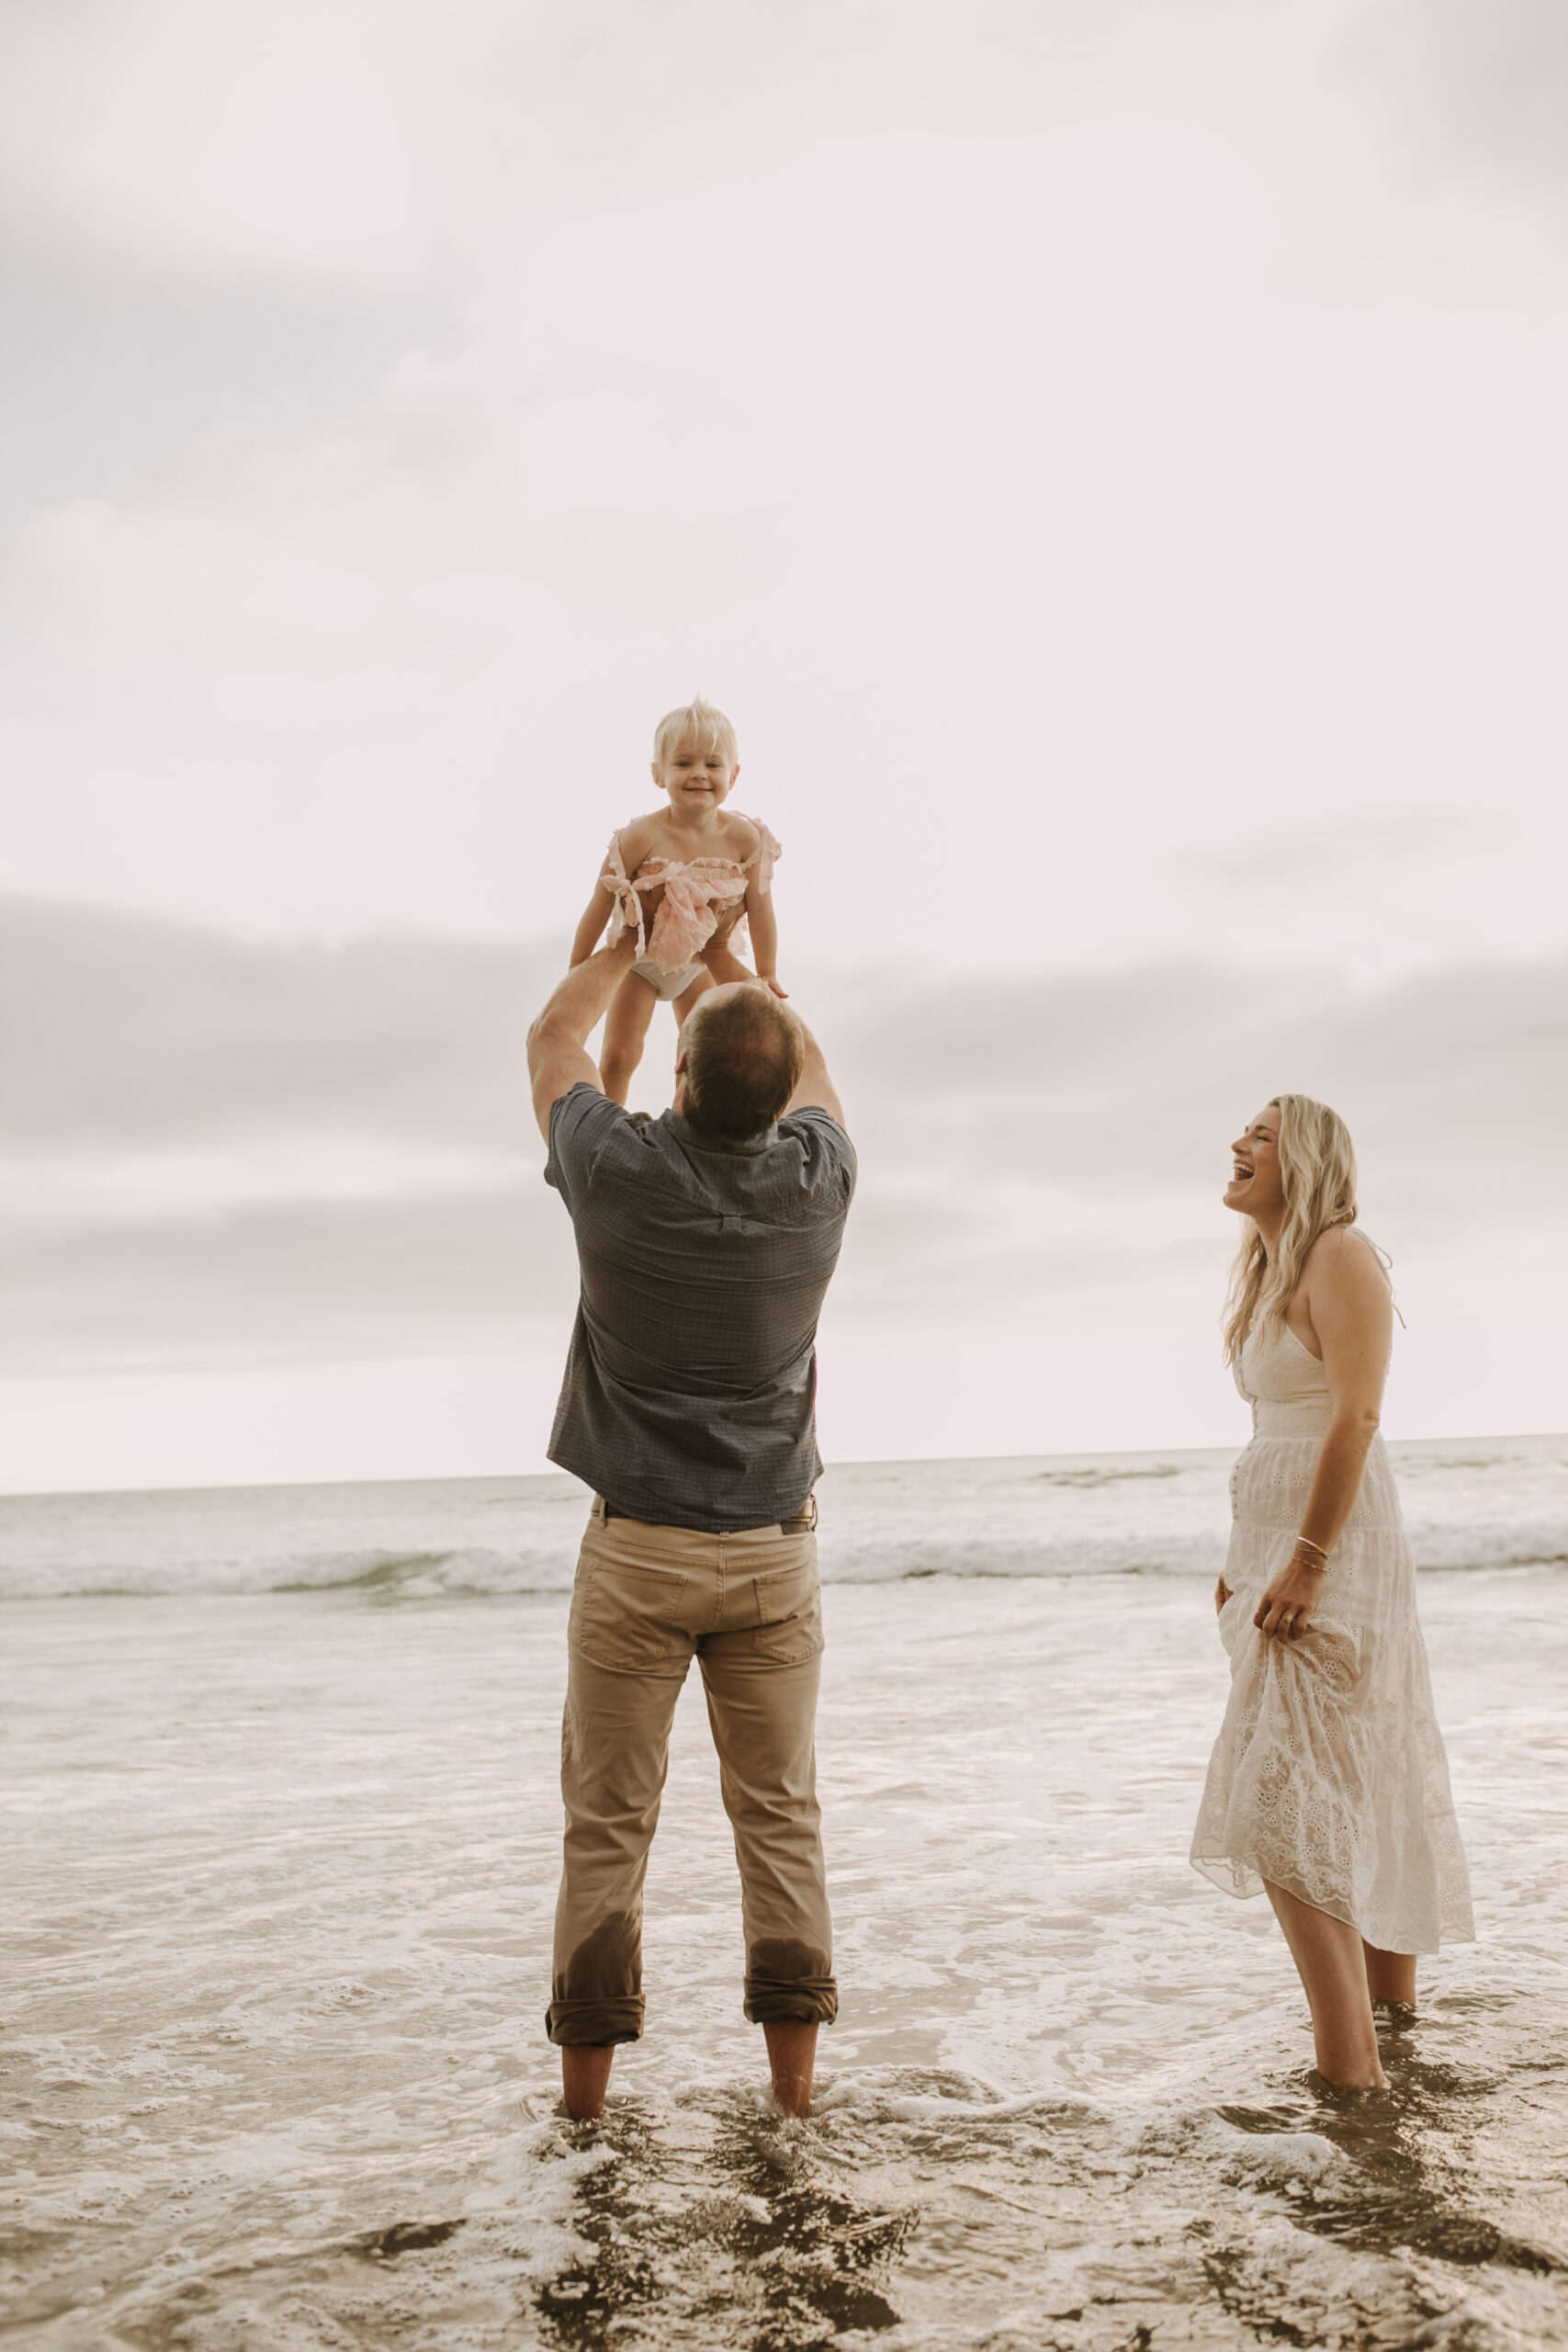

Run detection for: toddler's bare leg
[[673, 967, 716, 1025], [600, 972, 658, 1104]]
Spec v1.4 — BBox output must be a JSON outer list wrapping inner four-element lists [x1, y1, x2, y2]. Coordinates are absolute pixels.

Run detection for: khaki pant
[[547, 1499, 836, 2046]]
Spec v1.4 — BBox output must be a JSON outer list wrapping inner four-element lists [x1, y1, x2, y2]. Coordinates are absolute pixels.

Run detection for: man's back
[[546, 1083, 855, 1531]]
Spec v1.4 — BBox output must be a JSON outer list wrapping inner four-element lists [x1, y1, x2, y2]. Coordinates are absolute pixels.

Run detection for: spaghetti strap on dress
[[602, 818, 780, 978], [1190, 1313, 1473, 1955]]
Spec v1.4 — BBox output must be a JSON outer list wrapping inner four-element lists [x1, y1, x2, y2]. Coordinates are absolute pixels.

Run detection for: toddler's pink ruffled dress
[[603, 820, 780, 1000]]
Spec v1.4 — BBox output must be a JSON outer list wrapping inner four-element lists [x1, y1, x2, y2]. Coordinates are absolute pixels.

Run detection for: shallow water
[[2, 1433, 1564, 1597], [5, 1566, 1567, 2348]]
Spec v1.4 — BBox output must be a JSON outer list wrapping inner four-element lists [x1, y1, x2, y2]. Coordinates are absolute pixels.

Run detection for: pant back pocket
[[573, 1560, 690, 1670], [750, 1562, 824, 1664]]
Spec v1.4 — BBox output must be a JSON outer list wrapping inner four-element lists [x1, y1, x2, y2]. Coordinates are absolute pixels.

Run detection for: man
[[527, 928, 855, 2120]]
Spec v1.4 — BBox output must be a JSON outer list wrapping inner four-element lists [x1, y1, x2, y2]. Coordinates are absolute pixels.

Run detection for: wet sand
[[5, 1568, 1566, 2348]]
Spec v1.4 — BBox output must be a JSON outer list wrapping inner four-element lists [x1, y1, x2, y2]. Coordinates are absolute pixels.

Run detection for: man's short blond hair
[[652, 696, 738, 771]]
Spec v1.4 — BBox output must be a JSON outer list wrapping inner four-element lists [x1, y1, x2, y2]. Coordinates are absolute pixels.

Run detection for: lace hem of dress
[[1191, 1593, 1475, 1953]]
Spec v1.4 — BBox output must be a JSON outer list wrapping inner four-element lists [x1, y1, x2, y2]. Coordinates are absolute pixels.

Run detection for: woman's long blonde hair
[[1222, 1093, 1359, 1364]]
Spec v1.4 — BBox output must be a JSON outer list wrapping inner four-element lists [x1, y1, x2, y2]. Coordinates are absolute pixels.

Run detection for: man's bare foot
[[561, 2044, 615, 2120], [763, 2020, 818, 2118]]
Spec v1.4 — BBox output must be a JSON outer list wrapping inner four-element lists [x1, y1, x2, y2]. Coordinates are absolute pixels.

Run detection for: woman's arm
[[570, 880, 619, 968], [1254, 1231, 1393, 1640]]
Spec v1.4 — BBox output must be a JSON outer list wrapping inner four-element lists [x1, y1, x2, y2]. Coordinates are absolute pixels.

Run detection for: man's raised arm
[[527, 933, 637, 1139], [783, 1009, 847, 1129]]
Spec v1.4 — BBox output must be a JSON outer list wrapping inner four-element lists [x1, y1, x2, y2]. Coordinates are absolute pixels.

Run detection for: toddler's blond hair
[[653, 696, 738, 771]]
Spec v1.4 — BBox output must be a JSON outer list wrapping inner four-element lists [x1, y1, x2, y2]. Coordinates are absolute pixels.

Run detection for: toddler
[[570, 698, 784, 1104]]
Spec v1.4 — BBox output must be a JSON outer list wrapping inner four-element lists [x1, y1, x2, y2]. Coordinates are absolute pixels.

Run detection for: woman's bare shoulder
[[1305, 1225, 1392, 1298]]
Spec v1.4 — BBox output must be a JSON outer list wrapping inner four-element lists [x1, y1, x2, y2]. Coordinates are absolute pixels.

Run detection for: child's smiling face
[[653, 730, 738, 812]]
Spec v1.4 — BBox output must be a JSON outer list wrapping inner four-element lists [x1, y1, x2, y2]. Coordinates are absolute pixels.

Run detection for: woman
[[1190, 1096, 1473, 2087]]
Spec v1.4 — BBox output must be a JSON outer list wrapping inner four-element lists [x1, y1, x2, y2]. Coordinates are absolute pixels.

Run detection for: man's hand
[[527, 933, 637, 1140]]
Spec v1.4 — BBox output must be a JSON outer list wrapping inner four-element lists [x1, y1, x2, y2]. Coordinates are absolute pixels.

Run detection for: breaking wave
[[1, 1438, 1562, 1598]]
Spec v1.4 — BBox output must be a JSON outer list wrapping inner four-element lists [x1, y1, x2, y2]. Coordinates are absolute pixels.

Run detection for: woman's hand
[[1254, 1545, 1327, 1641], [1215, 1577, 1232, 1616]]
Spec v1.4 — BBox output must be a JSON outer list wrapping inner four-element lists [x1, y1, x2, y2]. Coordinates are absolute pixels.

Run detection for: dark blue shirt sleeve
[[546, 1083, 631, 1210], [780, 1106, 858, 1202]]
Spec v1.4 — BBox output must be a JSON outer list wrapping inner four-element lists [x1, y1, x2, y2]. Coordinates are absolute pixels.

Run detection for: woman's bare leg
[[600, 972, 659, 1104], [1264, 1880, 1387, 2087], [1363, 1942, 1416, 2008]]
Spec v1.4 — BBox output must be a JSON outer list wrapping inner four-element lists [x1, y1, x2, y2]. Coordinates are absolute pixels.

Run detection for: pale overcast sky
[[2, 0, 1565, 1488]]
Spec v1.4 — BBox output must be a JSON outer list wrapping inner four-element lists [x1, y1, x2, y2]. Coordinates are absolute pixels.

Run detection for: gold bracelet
[[1293, 1534, 1328, 1562]]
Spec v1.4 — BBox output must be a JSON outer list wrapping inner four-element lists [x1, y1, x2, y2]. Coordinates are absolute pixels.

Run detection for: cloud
[[1343, 0, 1568, 221], [3, 2, 1566, 978], [0, 1190, 571, 1376], [1171, 816, 1484, 894], [0, 0, 445, 278], [0, 895, 555, 1154], [0, 234, 450, 532], [2, 6, 1562, 1471], [4, 893, 1563, 1378], [822, 951, 1568, 1329], [0, 2, 1201, 279]]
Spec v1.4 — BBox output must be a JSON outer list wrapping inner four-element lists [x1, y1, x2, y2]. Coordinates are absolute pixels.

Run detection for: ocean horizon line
[[0, 1425, 1563, 1510]]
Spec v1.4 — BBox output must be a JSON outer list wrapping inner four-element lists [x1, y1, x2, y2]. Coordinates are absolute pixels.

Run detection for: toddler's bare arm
[[570, 819, 661, 966], [570, 879, 618, 967], [701, 935, 754, 985], [745, 876, 785, 997]]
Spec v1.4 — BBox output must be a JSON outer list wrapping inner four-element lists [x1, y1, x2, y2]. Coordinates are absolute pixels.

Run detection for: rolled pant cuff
[[547, 1996, 645, 2047], [743, 1974, 838, 2026]]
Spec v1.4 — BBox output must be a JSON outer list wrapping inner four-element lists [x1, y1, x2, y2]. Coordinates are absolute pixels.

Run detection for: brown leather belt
[[596, 1493, 818, 1534]]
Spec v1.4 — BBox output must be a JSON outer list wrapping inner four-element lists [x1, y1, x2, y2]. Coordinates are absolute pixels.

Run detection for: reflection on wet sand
[[1221, 2011, 1568, 2282]]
